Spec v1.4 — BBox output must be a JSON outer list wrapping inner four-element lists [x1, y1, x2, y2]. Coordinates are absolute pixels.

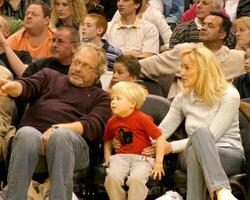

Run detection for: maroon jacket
[[16, 68, 112, 142]]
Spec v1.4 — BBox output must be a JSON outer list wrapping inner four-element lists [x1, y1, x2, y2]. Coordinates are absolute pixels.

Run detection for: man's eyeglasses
[[52, 38, 76, 45], [72, 60, 96, 71]]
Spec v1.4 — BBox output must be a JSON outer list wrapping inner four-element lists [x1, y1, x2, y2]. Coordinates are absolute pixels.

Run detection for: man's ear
[[219, 31, 227, 41], [72, 43, 80, 53]]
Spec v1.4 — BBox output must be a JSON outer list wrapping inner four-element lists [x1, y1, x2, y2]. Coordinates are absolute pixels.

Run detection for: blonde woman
[[49, 0, 87, 29], [160, 46, 245, 200], [233, 16, 250, 51]]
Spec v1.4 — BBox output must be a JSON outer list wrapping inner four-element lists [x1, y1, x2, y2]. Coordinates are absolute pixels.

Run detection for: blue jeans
[[179, 127, 245, 200], [6, 126, 89, 200]]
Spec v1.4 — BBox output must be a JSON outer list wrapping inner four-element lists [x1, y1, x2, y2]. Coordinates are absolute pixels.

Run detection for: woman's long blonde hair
[[50, 0, 87, 29], [182, 46, 228, 106]]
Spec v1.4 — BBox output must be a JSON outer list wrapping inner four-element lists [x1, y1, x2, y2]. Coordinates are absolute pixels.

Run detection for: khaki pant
[[104, 154, 154, 200]]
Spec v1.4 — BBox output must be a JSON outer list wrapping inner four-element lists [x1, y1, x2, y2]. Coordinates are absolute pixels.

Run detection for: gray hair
[[209, 0, 224, 8], [197, 0, 224, 9], [75, 43, 107, 77]]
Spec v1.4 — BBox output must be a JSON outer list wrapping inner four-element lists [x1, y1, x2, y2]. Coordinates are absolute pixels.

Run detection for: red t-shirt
[[103, 110, 162, 155]]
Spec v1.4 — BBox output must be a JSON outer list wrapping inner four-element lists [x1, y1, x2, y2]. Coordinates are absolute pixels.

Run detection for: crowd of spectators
[[0, 0, 249, 200]]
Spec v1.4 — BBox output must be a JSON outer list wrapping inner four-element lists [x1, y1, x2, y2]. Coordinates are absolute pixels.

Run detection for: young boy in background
[[81, 13, 122, 70], [103, 81, 166, 200], [110, 54, 141, 87]]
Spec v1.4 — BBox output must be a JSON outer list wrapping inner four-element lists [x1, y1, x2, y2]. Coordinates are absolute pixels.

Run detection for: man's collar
[[194, 17, 203, 30], [116, 17, 141, 29]]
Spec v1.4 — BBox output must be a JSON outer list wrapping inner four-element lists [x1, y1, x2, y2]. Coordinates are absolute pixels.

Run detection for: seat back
[[141, 94, 171, 126], [137, 78, 165, 97]]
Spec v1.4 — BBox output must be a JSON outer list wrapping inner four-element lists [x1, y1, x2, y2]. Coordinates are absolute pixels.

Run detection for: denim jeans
[[6, 126, 89, 200], [179, 127, 245, 200]]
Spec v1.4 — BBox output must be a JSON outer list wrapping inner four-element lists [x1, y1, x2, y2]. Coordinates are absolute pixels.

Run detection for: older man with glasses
[[0, 43, 112, 200]]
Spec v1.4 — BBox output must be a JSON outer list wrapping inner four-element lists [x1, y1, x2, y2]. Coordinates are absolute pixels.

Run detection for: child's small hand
[[150, 162, 165, 180]]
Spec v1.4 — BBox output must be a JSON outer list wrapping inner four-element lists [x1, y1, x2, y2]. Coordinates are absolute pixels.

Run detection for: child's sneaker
[[155, 190, 183, 200]]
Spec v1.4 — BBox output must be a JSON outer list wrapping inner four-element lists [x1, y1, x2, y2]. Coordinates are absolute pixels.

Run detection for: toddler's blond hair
[[111, 81, 146, 110]]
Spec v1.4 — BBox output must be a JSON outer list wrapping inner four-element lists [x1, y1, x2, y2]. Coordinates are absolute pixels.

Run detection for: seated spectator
[[7, 1, 53, 59], [0, 43, 112, 200], [110, 54, 141, 87], [105, 0, 159, 59], [49, 0, 87, 29], [181, 2, 228, 23], [0, 65, 16, 180], [233, 45, 250, 98], [171, 0, 236, 49], [103, 81, 165, 200], [0, 0, 24, 34], [81, 13, 122, 70], [0, 0, 35, 20], [0, 16, 31, 76], [112, 0, 172, 52], [140, 12, 244, 98], [160, 46, 244, 200], [0, 25, 79, 77], [233, 16, 250, 51]]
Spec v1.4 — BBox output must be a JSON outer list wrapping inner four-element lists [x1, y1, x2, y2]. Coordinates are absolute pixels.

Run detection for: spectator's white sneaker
[[72, 192, 79, 200], [155, 190, 183, 200], [217, 188, 238, 200]]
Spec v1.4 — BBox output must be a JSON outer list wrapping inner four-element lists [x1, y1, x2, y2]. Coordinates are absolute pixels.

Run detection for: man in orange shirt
[[7, 1, 53, 59]]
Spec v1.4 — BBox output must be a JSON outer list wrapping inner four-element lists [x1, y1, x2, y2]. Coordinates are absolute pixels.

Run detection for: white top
[[159, 86, 244, 153], [112, 6, 172, 48], [105, 17, 159, 54], [149, 0, 164, 14], [225, 0, 240, 21]]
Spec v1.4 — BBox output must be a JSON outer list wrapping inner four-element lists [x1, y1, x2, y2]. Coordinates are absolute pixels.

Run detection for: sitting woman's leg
[[184, 127, 245, 200]]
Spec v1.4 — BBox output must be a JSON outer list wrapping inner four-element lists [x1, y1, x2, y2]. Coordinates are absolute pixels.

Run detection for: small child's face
[[111, 62, 136, 86], [111, 93, 135, 117], [81, 16, 99, 40], [245, 48, 250, 73]]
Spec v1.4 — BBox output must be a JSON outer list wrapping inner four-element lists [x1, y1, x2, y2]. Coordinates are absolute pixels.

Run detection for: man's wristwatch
[[51, 125, 60, 131]]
